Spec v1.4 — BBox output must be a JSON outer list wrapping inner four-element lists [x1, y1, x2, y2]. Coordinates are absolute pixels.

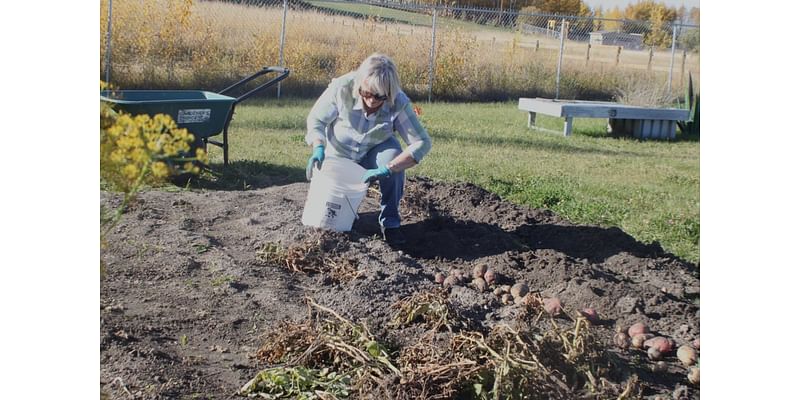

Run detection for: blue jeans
[[359, 137, 404, 229]]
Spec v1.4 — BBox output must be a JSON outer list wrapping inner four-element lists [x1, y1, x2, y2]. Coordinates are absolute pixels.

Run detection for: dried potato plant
[[253, 295, 638, 399], [514, 299, 629, 398], [255, 231, 363, 283], [255, 320, 317, 364], [250, 298, 401, 398], [390, 289, 461, 332], [393, 335, 481, 400]]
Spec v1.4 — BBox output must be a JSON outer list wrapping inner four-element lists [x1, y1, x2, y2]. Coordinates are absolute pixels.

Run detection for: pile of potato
[[433, 264, 602, 322], [614, 322, 700, 385], [433, 263, 700, 387]]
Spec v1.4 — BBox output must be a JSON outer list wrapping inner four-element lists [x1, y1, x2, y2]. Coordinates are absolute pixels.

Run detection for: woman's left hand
[[361, 166, 391, 183]]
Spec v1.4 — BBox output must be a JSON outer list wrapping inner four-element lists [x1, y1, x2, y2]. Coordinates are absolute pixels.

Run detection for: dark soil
[[100, 176, 700, 399]]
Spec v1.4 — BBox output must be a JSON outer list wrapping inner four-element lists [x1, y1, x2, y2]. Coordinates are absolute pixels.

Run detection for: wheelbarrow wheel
[[168, 136, 207, 186]]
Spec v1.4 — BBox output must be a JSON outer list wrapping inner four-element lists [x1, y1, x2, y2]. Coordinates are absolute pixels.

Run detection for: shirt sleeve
[[393, 96, 432, 163], [305, 81, 340, 146]]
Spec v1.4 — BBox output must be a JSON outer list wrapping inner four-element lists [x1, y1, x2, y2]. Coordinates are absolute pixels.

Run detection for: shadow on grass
[[432, 129, 644, 157], [673, 131, 700, 142], [187, 160, 306, 191]]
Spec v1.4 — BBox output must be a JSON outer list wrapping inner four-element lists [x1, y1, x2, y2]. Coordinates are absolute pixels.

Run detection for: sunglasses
[[358, 88, 388, 101]]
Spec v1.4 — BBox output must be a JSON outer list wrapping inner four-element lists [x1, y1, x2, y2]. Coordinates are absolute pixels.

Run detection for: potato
[[472, 277, 488, 293], [499, 285, 511, 294], [631, 333, 653, 349], [677, 345, 698, 366], [651, 361, 668, 373], [542, 297, 562, 316], [579, 308, 599, 324], [510, 283, 529, 299], [501, 293, 512, 305], [434, 272, 446, 284], [472, 264, 488, 279], [484, 269, 497, 285], [627, 322, 650, 337], [687, 366, 700, 385], [693, 337, 700, 350], [613, 332, 630, 349], [644, 336, 674, 353], [443, 275, 459, 288], [647, 346, 662, 360], [493, 287, 504, 296]]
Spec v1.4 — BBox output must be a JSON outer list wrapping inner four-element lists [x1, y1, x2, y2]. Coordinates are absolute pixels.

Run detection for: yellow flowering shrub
[[100, 83, 207, 193]]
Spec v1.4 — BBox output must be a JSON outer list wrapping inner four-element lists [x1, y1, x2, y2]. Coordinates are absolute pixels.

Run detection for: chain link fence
[[100, 0, 699, 104]]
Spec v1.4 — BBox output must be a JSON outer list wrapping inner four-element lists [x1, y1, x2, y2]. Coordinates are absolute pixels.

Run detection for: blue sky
[[584, 0, 700, 10]]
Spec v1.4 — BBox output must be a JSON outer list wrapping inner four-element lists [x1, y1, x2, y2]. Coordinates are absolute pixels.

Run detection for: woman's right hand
[[305, 144, 325, 181]]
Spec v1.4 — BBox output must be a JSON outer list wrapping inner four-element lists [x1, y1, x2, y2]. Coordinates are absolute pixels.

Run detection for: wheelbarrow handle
[[218, 66, 290, 104]]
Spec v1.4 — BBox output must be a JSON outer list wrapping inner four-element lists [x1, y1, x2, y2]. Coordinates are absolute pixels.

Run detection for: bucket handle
[[345, 195, 359, 221]]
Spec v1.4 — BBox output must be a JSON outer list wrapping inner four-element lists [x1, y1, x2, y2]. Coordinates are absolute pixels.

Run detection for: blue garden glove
[[305, 144, 325, 181], [362, 165, 391, 183]]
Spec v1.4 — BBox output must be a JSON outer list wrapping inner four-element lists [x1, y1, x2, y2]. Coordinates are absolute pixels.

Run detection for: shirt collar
[[353, 96, 390, 116]]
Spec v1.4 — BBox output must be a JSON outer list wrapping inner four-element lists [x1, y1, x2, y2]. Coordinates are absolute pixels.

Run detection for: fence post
[[427, 7, 437, 103], [647, 46, 654, 71], [616, 46, 621, 66], [585, 43, 591, 66], [277, 0, 288, 98], [680, 49, 687, 94], [667, 24, 677, 95], [104, 0, 113, 84], [555, 18, 565, 100]]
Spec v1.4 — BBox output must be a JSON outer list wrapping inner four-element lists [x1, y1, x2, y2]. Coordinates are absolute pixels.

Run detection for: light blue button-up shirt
[[305, 72, 432, 163]]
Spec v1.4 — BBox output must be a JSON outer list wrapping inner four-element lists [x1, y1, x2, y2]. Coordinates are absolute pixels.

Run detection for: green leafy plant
[[677, 73, 700, 136], [238, 366, 351, 399]]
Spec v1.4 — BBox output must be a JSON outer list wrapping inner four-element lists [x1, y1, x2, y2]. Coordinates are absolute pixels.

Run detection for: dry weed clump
[[614, 74, 675, 107]]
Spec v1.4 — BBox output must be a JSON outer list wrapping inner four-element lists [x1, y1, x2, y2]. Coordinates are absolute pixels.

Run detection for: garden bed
[[100, 176, 699, 399]]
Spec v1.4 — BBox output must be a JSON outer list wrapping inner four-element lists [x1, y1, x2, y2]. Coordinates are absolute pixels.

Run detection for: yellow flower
[[122, 164, 139, 181], [151, 161, 169, 178], [101, 90, 203, 192]]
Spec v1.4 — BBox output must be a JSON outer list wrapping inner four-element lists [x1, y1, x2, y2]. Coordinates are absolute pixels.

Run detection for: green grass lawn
[[206, 98, 699, 264]]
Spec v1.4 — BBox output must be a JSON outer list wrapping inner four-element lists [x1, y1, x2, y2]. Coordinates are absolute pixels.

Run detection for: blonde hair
[[352, 53, 401, 106]]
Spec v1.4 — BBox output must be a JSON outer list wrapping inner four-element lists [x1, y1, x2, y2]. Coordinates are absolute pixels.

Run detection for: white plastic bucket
[[301, 157, 368, 232]]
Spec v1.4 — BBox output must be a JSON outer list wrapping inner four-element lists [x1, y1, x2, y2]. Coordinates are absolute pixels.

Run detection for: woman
[[305, 53, 432, 245]]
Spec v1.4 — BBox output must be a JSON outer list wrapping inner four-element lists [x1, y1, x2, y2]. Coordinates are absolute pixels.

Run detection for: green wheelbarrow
[[100, 66, 290, 166]]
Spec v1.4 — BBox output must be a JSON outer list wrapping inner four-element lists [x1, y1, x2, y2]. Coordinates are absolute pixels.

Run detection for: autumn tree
[[601, 6, 624, 32], [618, 0, 679, 48], [526, 0, 585, 15], [593, 5, 604, 30], [516, 0, 593, 33], [689, 7, 699, 25]]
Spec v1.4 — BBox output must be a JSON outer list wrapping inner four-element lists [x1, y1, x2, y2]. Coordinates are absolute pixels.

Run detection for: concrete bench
[[518, 97, 689, 140]]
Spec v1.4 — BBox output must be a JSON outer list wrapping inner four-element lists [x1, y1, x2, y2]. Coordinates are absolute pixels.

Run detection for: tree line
[[399, 0, 698, 48]]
